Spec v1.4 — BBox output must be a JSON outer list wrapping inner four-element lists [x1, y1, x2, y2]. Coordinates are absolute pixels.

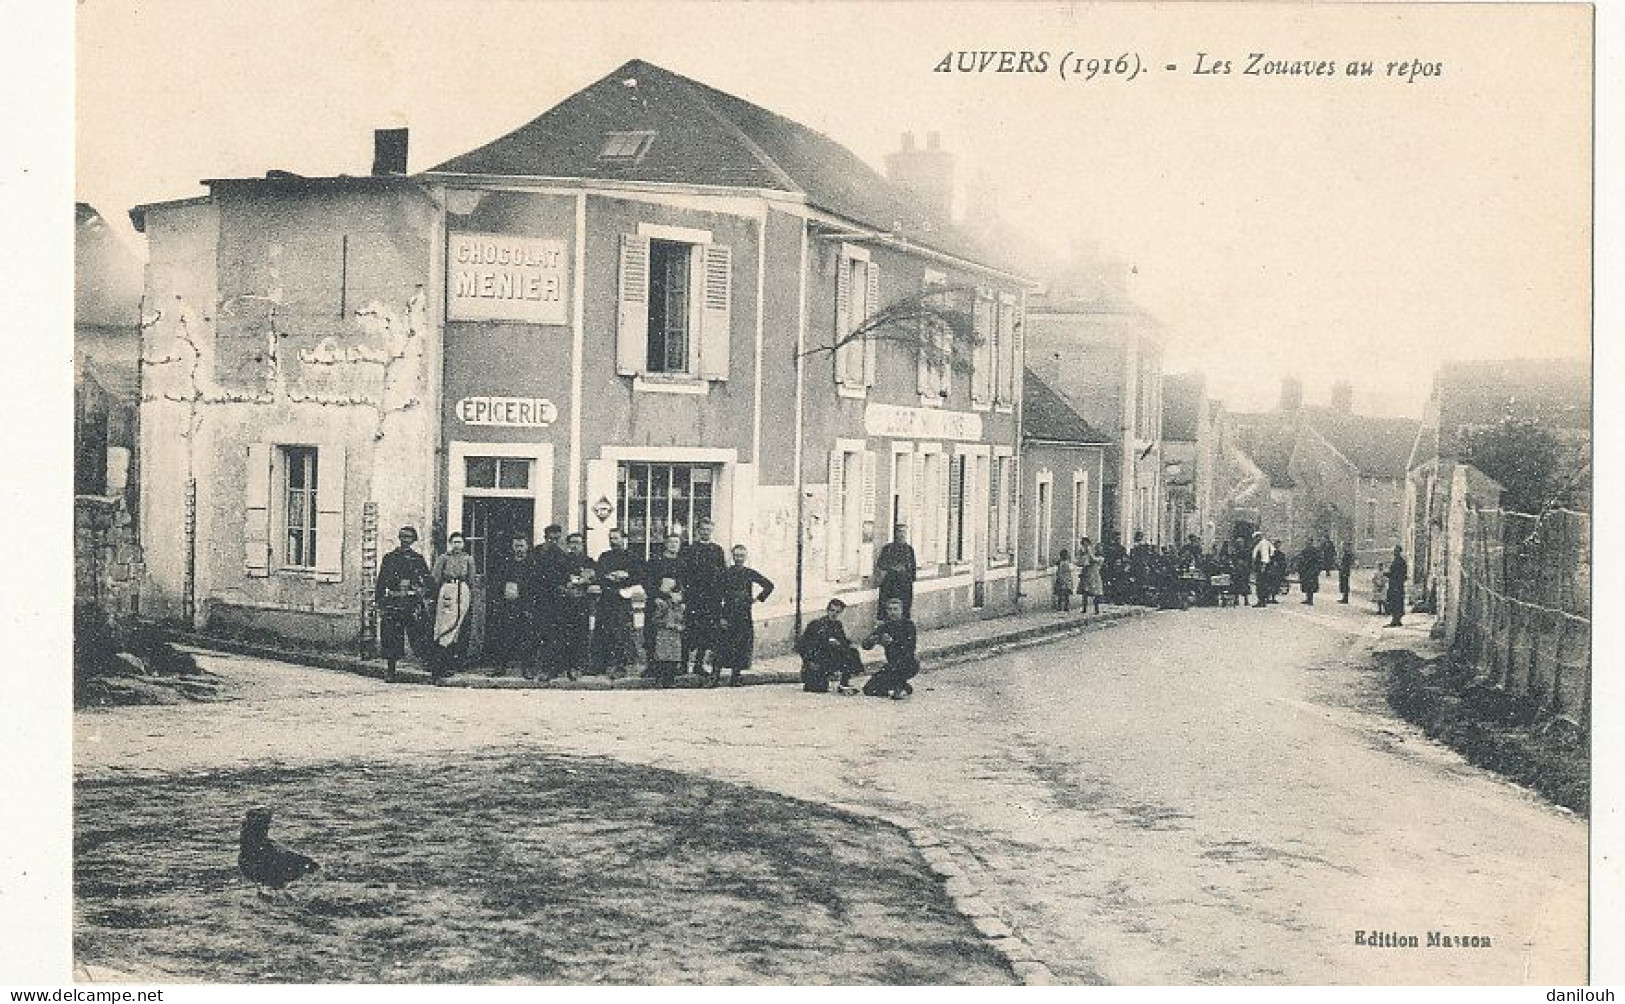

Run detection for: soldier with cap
[[376, 525, 431, 681]]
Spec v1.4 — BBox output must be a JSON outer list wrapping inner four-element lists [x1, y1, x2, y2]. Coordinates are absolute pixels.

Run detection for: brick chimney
[[1330, 380, 1353, 413], [372, 127, 409, 176], [884, 129, 954, 225], [1279, 377, 1304, 413]]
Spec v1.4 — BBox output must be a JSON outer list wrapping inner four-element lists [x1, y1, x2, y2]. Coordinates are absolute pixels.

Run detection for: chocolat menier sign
[[446, 232, 569, 324]]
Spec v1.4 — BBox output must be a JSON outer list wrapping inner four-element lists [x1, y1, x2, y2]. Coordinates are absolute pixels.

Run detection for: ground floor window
[[1035, 475, 1052, 566], [618, 461, 717, 560], [282, 445, 318, 568]]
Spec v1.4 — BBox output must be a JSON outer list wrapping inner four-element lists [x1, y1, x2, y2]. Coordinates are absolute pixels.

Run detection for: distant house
[[1026, 260, 1167, 545], [1019, 370, 1109, 597], [75, 202, 145, 507], [1404, 357, 1590, 597], [1160, 373, 1217, 546]]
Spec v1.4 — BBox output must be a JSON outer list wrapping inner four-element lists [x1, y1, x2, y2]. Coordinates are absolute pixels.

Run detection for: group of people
[[372, 518, 776, 685]]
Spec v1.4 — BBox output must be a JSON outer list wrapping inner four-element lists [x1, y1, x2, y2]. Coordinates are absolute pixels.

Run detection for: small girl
[[1371, 567, 1389, 615], [650, 576, 687, 688], [1052, 549, 1075, 612]]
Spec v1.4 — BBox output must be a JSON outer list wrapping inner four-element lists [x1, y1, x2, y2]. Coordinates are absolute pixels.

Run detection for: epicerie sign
[[864, 402, 984, 441], [456, 396, 559, 428], [446, 233, 568, 324]]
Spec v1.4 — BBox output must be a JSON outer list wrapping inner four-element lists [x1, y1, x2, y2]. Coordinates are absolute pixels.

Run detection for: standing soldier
[[592, 528, 643, 679], [550, 532, 597, 681], [489, 535, 533, 677], [375, 525, 431, 681], [1385, 546, 1409, 627], [1297, 542, 1321, 605], [1338, 540, 1356, 604], [714, 544, 775, 687], [528, 524, 569, 680], [679, 517, 728, 678], [1319, 535, 1337, 575], [874, 523, 918, 621]]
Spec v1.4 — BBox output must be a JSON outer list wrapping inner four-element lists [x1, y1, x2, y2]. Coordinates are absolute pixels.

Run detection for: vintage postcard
[[26, 0, 1608, 990]]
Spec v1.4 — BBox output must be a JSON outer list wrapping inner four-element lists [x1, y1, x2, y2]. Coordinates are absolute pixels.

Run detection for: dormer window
[[599, 131, 655, 163]]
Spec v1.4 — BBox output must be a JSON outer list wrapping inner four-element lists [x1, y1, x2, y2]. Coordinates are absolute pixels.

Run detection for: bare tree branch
[[797, 282, 986, 375]]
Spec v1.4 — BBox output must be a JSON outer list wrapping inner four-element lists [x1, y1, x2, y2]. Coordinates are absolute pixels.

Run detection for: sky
[[74, 0, 1593, 417]]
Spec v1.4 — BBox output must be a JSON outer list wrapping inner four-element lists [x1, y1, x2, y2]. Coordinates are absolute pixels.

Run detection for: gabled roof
[[1162, 372, 1206, 442], [1226, 412, 1297, 488], [1303, 407, 1419, 480], [431, 59, 1017, 274], [1023, 370, 1112, 445]]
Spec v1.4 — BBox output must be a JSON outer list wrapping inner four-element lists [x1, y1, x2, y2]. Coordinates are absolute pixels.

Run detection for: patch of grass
[[1380, 650, 1589, 816], [75, 752, 1012, 985]]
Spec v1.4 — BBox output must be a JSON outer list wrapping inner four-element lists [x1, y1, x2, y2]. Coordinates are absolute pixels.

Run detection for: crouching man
[[795, 598, 863, 694], [860, 597, 919, 700]]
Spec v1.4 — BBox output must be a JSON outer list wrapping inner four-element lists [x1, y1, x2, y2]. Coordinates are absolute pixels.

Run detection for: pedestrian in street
[[528, 524, 569, 679], [1319, 536, 1337, 575], [1268, 541, 1288, 607], [642, 532, 685, 674], [489, 535, 534, 676], [1338, 541, 1355, 604], [874, 523, 918, 621], [1230, 541, 1252, 608], [796, 598, 863, 694], [679, 518, 728, 679], [1102, 535, 1128, 604], [548, 532, 597, 681], [1250, 533, 1274, 606], [648, 576, 686, 688], [1078, 537, 1105, 615], [714, 544, 774, 687], [429, 532, 476, 680], [375, 525, 431, 681], [1297, 543, 1321, 605], [1052, 549, 1075, 612], [592, 528, 643, 680], [1385, 546, 1408, 627], [1128, 531, 1155, 605], [1372, 566, 1389, 616], [861, 597, 919, 700]]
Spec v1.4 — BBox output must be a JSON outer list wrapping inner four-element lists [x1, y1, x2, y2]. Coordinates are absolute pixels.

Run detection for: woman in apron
[[429, 532, 475, 681]]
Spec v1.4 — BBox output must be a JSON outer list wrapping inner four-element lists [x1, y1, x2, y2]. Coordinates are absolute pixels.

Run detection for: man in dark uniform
[[1319, 536, 1337, 575], [874, 523, 918, 622], [679, 517, 728, 678], [1338, 541, 1356, 604], [1385, 546, 1409, 627], [489, 535, 534, 676], [1128, 532, 1156, 605], [796, 598, 863, 694], [642, 532, 685, 674], [1297, 542, 1321, 605], [861, 597, 919, 699], [549, 532, 597, 680], [375, 525, 431, 681], [528, 524, 569, 680], [592, 528, 643, 679]]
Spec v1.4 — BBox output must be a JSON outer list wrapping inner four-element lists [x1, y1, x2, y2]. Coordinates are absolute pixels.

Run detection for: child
[[1053, 549, 1075, 612], [1372, 567, 1389, 616], [861, 597, 920, 700], [650, 577, 687, 688]]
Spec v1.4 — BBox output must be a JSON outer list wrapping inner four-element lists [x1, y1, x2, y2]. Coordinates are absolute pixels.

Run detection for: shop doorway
[[461, 496, 535, 661]]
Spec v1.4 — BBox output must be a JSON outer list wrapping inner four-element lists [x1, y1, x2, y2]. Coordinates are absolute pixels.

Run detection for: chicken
[[238, 807, 320, 894]]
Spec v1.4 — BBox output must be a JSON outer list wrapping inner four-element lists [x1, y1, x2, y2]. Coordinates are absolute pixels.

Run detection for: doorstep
[[163, 605, 1152, 692]]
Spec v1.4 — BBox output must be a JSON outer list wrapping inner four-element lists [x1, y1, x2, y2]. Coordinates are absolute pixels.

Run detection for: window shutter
[[862, 261, 880, 387], [988, 457, 1002, 556], [998, 299, 1018, 404], [911, 452, 925, 537], [1006, 457, 1019, 556], [314, 446, 347, 582], [972, 292, 992, 405], [834, 252, 853, 387], [699, 244, 732, 380], [826, 450, 845, 580], [860, 450, 877, 577], [616, 234, 650, 376], [947, 454, 963, 564], [244, 443, 272, 577]]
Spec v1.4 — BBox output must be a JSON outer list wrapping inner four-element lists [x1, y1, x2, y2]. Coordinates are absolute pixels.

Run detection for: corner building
[[135, 59, 1030, 658]]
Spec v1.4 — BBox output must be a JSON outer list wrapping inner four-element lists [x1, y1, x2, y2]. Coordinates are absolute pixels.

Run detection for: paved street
[[76, 596, 1587, 985]]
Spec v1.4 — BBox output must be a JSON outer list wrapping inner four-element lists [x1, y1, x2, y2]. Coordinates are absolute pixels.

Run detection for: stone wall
[[75, 495, 143, 621]]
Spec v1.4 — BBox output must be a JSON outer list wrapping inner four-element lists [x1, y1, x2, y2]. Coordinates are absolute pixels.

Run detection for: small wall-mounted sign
[[864, 402, 984, 441], [447, 232, 568, 324], [456, 396, 558, 428]]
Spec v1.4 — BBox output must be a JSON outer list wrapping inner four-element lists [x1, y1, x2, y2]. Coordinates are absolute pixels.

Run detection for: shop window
[[618, 462, 717, 561]]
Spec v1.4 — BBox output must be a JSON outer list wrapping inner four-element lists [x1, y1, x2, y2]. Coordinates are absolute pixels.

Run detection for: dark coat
[[376, 546, 431, 609], [1387, 555, 1408, 602], [679, 541, 729, 609], [1298, 547, 1322, 592]]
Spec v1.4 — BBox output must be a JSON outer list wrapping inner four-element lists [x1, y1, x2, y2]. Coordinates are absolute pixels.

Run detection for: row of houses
[[100, 59, 1133, 660], [81, 58, 1571, 662]]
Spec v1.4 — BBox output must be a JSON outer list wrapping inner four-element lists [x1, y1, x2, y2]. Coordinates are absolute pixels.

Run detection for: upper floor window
[[835, 245, 878, 394], [617, 227, 732, 383]]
